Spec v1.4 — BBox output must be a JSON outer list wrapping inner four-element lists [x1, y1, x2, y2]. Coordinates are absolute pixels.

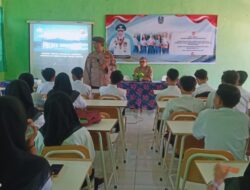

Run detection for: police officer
[[109, 24, 131, 58], [83, 36, 116, 88]]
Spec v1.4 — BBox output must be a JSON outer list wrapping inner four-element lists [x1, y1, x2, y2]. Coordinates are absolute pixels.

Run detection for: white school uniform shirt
[[155, 85, 181, 100], [162, 94, 205, 120], [36, 81, 54, 94], [236, 86, 250, 114], [63, 127, 95, 160], [206, 88, 249, 114], [99, 84, 127, 100], [34, 114, 45, 129], [34, 127, 95, 160], [193, 83, 213, 97], [193, 108, 249, 160], [73, 95, 87, 109], [72, 80, 92, 97]]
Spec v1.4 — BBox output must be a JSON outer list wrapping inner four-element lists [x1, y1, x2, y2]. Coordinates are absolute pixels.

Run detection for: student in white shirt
[[156, 68, 181, 100], [206, 70, 249, 113], [48, 72, 87, 109], [162, 76, 205, 120], [193, 83, 249, 160], [237, 70, 250, 113], [193, 69, 213, 97], [99, 70, 127, 100], [71, 67, 92, 98], [37, 68, 55, 94]]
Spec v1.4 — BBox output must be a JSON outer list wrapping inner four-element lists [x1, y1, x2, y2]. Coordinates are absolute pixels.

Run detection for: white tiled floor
[[98, 109, 173, 190]]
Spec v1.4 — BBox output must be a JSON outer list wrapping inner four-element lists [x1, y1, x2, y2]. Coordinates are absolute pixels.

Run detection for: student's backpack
[[75, 109, 102, 126]]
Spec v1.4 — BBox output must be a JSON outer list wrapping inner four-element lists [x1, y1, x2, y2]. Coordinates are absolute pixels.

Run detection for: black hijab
[[42, 91, 81, 146], [0, 96, 50, 190], [48, 72, 79, 102], [5, 80, 40, 120], [18, 73, 34, 93]]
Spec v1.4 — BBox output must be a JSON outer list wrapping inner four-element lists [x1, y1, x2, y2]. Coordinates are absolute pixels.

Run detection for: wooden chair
[[169, 112, 204, 156], [41, 145, 93, 189], [179, 148, 235, 190], [42, 144, 91, 160], [158, 95, 177, 101], [81, 94, 89, 100]]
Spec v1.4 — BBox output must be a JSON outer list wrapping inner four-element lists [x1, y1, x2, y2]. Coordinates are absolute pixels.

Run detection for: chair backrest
[[170, 112, 198, 121], [158, 95, 177, 101], [179, 148, 235, 190], [81, 94, 89, 100], [99, 95, 121, 100], [41, 145, 90, 160], [195, 91, 211, 98], [99, 112, 111, 119], [169, 112, 203, 155]]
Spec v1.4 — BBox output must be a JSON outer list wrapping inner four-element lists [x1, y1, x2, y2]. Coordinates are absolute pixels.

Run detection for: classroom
[[0, 0, 250, 190]]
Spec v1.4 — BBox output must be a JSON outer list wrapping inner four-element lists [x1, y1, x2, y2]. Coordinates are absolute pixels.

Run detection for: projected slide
[[30, 22, 92, 80]]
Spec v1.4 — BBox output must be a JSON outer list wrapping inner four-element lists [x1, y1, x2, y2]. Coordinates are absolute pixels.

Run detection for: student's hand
[[214, 163, 230, 185], [26, 119, 38, 146]]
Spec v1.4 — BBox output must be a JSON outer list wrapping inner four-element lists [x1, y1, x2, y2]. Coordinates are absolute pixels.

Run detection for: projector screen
[[29, 21, 92, 80]]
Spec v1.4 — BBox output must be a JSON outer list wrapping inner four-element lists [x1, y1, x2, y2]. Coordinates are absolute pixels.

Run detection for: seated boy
[[193, 83, 249, 160], [206, 70, 248, 113], [37, 68, 55, 94], [193, 69, 213, 97], [237, 70, 250, 113], [162, 76, 205, 120], [99, 70, 127, 100], [156, 68, 181, 100], [71, 67, 92, 98]]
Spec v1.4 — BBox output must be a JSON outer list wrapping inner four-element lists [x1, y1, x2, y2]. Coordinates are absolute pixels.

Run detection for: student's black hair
[[52, 72, 73, 95], [18, 73, 34, 93], [216, 83, 241, 108], [71, 67, 83, 80], [237, 70, 248, 86], [41, 68, 55, 81], [221, 70, 239, 85], [194, 69, 208, 80], [179, 76, 197, 92], [111, 70, 124, 84], [167, 68, 179, 81]]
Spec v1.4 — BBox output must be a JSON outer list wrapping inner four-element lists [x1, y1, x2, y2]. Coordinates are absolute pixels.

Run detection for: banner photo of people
[[106, 15, 218, 64]]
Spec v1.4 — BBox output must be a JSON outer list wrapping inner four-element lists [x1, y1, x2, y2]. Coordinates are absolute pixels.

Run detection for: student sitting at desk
[[162, 76, 205, 120], [37, 68, 55, 94], [40, 91, 95, 160], [71, 67, 92, 98], [193, 69, 213, 97], [193, 84, 249, 160], [48, 72, 87, 109], [237, 70, 250, 113], [5, 80, 45, 129], [19, 72, 35, 93], [0, 96, 51, 190], [156, 68, 181, 100], [99, 70, 127, 100], [206, 70, 249, 114]]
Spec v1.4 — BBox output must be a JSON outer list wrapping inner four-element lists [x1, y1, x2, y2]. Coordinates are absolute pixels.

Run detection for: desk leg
[[159, 120, 166, 158], [152, 108, 159, 131], [168, 135, 178, 189], [98, 132, 108, 190], [175, 135, 187, 190], [106, 132, 118, 187], [117, 108, 127, 163], [86, 174, 91, 190]]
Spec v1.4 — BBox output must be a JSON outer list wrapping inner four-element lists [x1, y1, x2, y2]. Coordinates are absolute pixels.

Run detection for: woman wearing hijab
[[18, 72, 35, 93], [5, 80, 44, 128], [48, 72, 86, 109], [41, 91, 95, 160], [0, 96, 51, 190]]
